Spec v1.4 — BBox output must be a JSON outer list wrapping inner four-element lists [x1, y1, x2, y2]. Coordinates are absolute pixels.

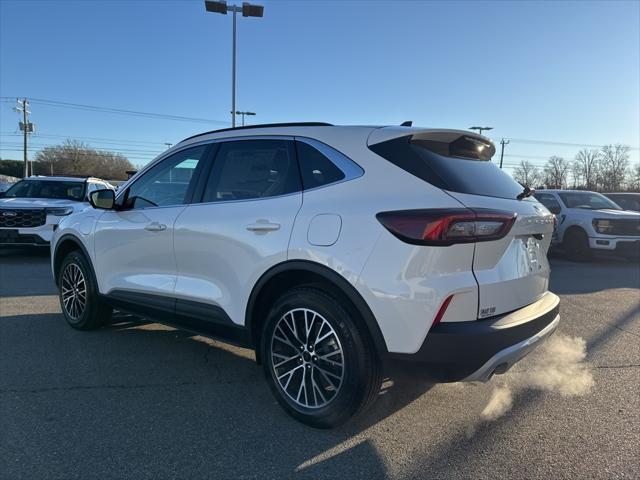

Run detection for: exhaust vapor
[[480, 334, 594, 421]]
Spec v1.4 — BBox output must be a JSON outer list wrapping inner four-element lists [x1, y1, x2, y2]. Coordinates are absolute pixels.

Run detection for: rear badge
[[480, 306, 496, 318]]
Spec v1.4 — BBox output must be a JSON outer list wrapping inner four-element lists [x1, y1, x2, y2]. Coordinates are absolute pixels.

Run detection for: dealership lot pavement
[[1, 249, 639, 479]]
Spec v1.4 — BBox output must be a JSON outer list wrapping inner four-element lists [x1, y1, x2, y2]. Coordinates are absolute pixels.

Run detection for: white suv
[[0, 176, 113, 247], [534, 189, 640, 260], [51, 123, 559, 428]]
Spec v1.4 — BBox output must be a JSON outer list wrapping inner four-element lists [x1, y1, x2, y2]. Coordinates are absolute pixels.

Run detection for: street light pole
[[232, 6, 236, 127], [469, 126, 493, 137], [204, 1, 264, 128], [233, 110, 256, 126]]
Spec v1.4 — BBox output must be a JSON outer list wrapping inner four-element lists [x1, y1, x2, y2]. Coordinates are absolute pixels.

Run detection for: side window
[[202, 140, 300, 202], [535, 193, 562, 213], [296, 141, 345, 189], [125, 145, 208, 209]]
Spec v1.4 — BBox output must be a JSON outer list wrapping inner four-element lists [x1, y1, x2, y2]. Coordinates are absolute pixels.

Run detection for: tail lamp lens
[[376, 209, 517, 246]]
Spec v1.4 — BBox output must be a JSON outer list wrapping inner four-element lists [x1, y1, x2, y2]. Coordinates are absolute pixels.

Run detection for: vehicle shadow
[[1, 311, 433, 479]]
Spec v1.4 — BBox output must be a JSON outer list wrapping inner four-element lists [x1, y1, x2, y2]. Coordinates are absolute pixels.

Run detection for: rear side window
[[296, 141, 345, 189], [203, 139, 300, 202], [369, 135, 524, 200], [534, 193, 562, 212]]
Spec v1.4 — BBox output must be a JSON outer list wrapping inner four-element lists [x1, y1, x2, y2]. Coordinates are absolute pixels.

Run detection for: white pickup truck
[[534, 189, 640, 260]]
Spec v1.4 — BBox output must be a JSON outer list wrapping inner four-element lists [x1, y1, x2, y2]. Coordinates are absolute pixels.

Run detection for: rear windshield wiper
[[517, 186, 535, 201]]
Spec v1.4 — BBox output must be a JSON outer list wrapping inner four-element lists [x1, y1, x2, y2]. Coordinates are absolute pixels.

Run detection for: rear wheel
[[262, 287, 382, 428], [58, 251, 112, 330], [563, 228, 592, 262]]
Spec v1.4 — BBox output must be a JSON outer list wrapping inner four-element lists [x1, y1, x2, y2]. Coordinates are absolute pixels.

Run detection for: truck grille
[[609, 219, 640, 236], [0, 209, 46, 228]]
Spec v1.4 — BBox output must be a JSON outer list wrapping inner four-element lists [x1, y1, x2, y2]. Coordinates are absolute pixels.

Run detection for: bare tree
[[598, 144, 630, 192], [34, 139, 134, 180], [573, 149, 600, 190], [628, 161, 640, 192], [543, 156, 570, 189], [513, 160, 542, 187]]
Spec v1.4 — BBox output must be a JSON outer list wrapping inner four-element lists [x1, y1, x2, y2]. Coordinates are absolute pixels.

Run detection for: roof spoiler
[[368, 127, 496, 160]]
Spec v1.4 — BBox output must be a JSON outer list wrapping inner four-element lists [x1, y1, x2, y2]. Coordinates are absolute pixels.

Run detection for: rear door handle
[[145, 222, 167, 232], [246, 220, 281, 233]]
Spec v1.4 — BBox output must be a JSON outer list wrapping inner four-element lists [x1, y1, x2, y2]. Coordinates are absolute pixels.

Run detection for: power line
[[0, 96, 230, 125], [501, 137, 640, 151], [0, 143, 161, 156], [0, 132, 169, 147]]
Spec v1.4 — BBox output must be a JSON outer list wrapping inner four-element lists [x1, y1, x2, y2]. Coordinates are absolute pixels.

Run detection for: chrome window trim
[[186, 190, 302, 207], [116, 134, 364, 210]]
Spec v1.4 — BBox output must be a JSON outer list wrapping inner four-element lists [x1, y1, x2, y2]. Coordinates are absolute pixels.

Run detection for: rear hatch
[[369, 128, 555, 318], [445, 192, 554, 317]]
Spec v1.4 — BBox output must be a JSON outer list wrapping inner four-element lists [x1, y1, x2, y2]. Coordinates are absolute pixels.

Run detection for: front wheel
[[563, 228, 592, 262], [262, 288, 381, 428], [58, 251, 112, 330]]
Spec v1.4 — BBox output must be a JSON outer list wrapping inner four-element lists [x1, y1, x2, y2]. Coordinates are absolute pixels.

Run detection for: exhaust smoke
[[480, 334, 594, 421]]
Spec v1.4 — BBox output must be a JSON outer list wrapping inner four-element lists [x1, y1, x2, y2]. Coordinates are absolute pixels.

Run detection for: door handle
[[145, 222, 167, 232], [246, 220, 281, 233]]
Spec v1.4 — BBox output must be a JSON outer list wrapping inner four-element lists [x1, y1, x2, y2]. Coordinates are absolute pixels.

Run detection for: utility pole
[[15, 98, 34, 178], [499, 138, 510, 169], [164, 142, 173, 149]]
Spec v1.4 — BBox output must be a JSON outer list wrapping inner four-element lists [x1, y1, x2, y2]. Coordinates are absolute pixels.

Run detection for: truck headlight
[[592, 219, 613, 234], [45, 207, 73, 216]]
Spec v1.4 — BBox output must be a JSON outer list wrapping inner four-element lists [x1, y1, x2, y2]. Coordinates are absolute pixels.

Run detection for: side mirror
[[0, 191, 5, 198], [89, 189, 115, 210], [549, 206, 561, 215]]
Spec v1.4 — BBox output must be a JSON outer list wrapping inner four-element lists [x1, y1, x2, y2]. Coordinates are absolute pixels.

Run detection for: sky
[[0, 0, 639, 173]]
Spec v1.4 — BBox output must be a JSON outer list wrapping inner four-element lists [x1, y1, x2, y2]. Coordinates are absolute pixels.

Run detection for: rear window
[[369, 135, 524, 200]]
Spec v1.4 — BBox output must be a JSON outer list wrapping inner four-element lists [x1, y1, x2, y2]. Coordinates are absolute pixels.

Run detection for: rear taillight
[[376, 208, 517, 246]]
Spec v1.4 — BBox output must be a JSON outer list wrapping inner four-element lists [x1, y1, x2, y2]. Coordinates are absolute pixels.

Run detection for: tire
[[563, 228, 592, 262], [261, 287, 382, 428], [58, 250, 112, 330]]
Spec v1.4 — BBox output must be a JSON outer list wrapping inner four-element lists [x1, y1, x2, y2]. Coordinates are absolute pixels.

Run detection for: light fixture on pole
[[469, 126, 493, 136], [204, 0, 264, 128], [232, 110, 256, 126]]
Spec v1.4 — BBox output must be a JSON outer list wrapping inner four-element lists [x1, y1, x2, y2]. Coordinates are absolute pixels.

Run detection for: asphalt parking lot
[[0, 249, 638, 480]]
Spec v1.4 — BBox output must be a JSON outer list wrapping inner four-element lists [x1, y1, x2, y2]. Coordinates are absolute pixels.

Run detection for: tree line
[[512, 144, 639, 192], [0, 140, 135, 181]]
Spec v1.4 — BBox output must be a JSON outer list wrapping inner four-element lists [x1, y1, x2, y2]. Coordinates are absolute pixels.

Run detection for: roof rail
[[179, 122, 334, 143], [29, 174, 90, 179]]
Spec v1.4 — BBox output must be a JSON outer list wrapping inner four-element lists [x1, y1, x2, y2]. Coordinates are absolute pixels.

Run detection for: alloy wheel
[[61, 263, 87, 320], [270, 308, 345, 409]]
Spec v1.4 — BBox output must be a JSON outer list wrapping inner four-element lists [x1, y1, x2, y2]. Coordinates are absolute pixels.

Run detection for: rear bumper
[[382, 292, 560, 382]]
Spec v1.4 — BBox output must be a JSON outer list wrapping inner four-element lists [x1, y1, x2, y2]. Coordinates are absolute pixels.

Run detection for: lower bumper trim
[[382, 292, 560, 382], [463, 313, 559, 382]]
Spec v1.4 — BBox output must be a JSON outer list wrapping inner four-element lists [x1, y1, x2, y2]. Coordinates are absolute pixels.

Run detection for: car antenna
[[400, 121, 412, 127]]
